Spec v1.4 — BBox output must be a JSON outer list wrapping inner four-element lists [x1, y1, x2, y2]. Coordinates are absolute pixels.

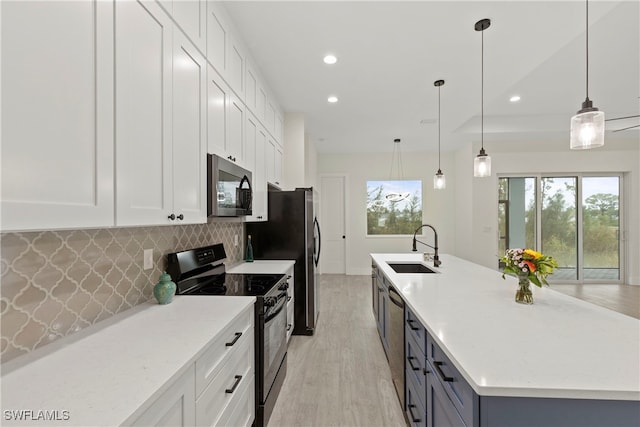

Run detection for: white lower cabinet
[[194, 305, 255, 426], [128, 304, 255, 427], [127, 365, 196, 427]]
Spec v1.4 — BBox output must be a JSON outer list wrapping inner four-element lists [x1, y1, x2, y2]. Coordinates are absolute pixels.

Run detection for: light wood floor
[[552, 284, 640, 319], [268, 274, 406, 427], [268, 275, 640, 427]]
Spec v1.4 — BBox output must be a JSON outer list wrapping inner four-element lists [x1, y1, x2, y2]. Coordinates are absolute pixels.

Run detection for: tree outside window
[[366, 180, 422, 235]]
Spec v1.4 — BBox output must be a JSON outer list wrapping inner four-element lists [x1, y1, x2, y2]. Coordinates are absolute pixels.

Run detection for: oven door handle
[[265, 299, 287, 323]]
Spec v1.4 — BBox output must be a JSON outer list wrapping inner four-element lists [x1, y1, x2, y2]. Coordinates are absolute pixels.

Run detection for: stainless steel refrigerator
[[247, 187, 321, 335]]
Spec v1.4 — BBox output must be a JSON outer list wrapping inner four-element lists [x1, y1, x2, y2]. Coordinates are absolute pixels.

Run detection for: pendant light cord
[[481, 27, 484, 151], [438, 85, 441, 169], [585, 0, 589, 100]]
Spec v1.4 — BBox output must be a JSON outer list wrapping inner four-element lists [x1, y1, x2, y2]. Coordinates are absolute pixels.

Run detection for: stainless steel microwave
[[207, 154, 253, 217]]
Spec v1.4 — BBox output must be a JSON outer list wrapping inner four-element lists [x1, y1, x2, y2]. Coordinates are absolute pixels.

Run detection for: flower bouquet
[[500, 248, 558, 304]]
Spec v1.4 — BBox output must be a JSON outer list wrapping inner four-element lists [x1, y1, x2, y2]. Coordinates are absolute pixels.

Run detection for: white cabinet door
[[206, 65, 228, 157], [206, 1, 227, 76], [127, 365, 196, 427], [274, 144, 284, 188], [265, 135, 283, 189], [245, 114, 267, 222], [1, 0, 114, 231], [265, 137, 276, 187], [172, 0, 206, 53], [115, 0, 173, 226], [172, 30, 207, 224], [227, 93, 245, 165]]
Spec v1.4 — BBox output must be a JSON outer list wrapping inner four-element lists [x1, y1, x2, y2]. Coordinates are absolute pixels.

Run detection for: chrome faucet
[[412, 224, 441, 267]]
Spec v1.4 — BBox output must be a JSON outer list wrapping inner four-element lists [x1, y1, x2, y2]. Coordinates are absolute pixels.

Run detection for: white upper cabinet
[[227, 93, 246, 165], [207, 66, 229, 159], [1, 0, 115, 231], [116, 0, 206, 226], [206, 1, 227, 76], [171, 30, 207, 224], [172, 0, 207, 53], [265, 137, 284, 189], [245, 113, 267, 222], [115, 0, 173, 226], [206, 2, 243, 99]]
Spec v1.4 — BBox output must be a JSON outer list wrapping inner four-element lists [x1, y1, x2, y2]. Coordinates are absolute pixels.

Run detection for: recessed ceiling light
[[323, 55, 337, 65], [510, 95, 521, 103], [327, 96, 338, 103]]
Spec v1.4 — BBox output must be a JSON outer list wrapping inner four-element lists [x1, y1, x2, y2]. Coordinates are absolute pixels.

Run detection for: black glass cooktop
[[178, 273, 286, 297]]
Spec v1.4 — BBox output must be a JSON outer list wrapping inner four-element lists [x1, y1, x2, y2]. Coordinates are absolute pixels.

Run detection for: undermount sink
[[387, 263, 438, 274]]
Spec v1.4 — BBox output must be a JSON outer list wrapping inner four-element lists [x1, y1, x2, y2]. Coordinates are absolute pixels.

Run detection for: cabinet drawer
[[195, 306, 253, 396], [406, 370, 427, 427], [195, 334, 254, 426], [214, 374, 255, 427], [405, 308, 426, 355], [405, 331, 427, 403], [427, 360, 468, 427], [426, 333, 477, 427]]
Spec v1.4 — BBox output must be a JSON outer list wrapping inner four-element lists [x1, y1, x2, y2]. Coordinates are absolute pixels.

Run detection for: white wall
[[317, 143, 639, 284], [283, 112, 305, 189], [458, 143, 640, 285], [305, 134, 318, 189], [317, 151, 456, 275]]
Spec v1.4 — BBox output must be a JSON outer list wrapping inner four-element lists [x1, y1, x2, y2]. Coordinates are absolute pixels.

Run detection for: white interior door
[[320, 175, 346, 274]]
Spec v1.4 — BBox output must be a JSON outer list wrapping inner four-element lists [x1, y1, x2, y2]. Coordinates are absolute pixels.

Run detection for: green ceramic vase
[[154, 272, 176, 305]]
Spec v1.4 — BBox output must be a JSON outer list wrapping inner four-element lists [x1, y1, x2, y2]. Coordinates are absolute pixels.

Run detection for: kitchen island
[[372, 253, 640, 426]]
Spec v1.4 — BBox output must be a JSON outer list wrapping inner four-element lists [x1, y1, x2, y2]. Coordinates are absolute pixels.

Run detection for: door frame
[[318, 173, 349, 275]]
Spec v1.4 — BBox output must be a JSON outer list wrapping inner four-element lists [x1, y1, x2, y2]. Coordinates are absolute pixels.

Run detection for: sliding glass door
[[582, 177, 620, 280], [498, 175, 622, 283]]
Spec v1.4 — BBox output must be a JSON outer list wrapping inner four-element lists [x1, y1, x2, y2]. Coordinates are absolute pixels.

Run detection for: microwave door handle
[[238, 175, 252, 210]]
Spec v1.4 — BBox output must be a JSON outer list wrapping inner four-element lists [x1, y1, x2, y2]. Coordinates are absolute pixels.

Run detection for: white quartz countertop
[[227, 260, 295, 275], [371, 253, 640, 401], [1, 296, 255, 426]]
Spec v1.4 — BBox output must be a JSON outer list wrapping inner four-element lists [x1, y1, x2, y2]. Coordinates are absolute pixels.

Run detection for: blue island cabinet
[[405, 304, 640, 427]]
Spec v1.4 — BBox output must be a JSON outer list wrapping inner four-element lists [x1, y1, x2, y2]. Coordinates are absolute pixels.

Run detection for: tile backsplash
[[0, 221, 243, 363]]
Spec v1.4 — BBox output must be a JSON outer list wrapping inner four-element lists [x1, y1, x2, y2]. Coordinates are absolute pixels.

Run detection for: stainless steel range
[[166, 243, 288, 427]]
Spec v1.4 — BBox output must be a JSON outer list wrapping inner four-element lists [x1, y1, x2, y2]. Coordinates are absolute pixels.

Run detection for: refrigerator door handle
[[313, 217, 321, 267]]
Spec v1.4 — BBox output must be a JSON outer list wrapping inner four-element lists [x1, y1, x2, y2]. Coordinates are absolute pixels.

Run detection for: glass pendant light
[[570, 0, 605, 149], [433, 80, 446, 189], [474, 18, 492, 178]]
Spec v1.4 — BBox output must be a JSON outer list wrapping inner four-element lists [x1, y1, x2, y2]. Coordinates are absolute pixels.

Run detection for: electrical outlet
[[234, 234, 239, 247], [143, 249, 153, 270]]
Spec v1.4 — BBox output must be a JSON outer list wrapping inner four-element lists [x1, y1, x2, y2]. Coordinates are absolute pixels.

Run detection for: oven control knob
[[264, 297, 276, 307], [278, 282, 289, 291]]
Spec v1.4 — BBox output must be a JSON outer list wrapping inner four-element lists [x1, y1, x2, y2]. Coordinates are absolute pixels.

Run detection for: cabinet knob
[[168, 214, 175, 220], [177, 214, 184, 220]]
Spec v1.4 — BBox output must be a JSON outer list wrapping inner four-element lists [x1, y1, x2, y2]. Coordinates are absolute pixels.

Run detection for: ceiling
[[222, 1, 640, 154]]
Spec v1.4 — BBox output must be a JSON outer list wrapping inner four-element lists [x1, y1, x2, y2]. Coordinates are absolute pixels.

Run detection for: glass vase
[[515, 273, 533, 304]]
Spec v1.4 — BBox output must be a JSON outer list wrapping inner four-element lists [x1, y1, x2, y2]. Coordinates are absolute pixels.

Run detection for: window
[[498, 175, 622, 283], [366, 180, 422, 235]]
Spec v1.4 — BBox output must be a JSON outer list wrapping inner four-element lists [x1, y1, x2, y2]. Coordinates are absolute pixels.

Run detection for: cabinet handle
[[433, 361, 454, 382], [407, 356, 420, 371], [167, 213, 175, 220], [225, 375, 242, 394], [407, 404, 421, 423], [225, 332, 242, 347], [406, 319, 420, 331], [177, 214, 184, 220]]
